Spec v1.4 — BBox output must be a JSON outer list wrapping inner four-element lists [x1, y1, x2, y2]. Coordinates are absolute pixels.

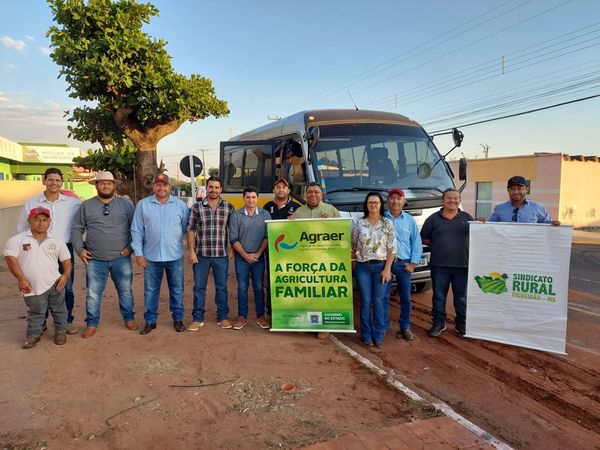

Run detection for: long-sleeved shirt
[[71, 196, 135, 261], [18, 192, 81, 243], [131, 195, 190, 262], [229, 207, 271, 253], [488, 198, 552, 223], [384, 210, 423, 263], [187, 198, 234, 257]]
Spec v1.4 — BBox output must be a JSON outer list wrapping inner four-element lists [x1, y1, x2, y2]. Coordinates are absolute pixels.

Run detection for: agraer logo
[[474, 272, 508, 294], [274, 234, 298, 252]]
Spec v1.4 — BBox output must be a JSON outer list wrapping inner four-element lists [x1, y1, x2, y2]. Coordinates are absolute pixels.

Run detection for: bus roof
[[230, 109, 421, 141]]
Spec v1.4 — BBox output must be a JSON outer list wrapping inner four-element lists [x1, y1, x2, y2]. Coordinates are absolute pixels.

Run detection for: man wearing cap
[[71, 171, 137, 338], [132, 173, 190, 334], [263, 178, 301, 220], [293, 182, 341, 219], [383, 188, 423, 341], [186, 176, 234, 330], [18, 167, 81, 335], [488, 176, 560, 225], [5, 207, 71, 348]]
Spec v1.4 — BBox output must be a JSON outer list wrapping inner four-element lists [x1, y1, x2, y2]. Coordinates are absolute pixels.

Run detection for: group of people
[[5, 167, 557, 350]]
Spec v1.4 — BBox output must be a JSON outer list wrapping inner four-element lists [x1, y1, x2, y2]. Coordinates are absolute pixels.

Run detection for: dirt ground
[[0, 259, 439, 450], [1, 256, 599, 449]]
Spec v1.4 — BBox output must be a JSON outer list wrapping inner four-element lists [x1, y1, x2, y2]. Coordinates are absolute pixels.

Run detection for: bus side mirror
[[452, 128, 464, 148], [307, 126, 320, 149], [459, 157, 467, 181]]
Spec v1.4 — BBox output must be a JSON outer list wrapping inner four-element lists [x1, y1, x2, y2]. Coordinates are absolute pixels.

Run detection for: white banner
[[467, 223, 572, 354]]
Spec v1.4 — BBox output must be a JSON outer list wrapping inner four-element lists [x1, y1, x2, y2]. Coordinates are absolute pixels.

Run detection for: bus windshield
[[311, 123, 454, 198]]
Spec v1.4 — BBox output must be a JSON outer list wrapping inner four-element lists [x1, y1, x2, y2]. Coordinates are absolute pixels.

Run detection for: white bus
[[219, 109, 466, 292]]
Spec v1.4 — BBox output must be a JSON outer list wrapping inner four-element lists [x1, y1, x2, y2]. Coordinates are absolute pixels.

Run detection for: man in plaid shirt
[[186, 177, 235, 330]]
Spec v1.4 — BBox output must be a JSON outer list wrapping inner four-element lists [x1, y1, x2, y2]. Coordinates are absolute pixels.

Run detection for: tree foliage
[[208, 167, 219, 177], [47, 0, 229, 200]]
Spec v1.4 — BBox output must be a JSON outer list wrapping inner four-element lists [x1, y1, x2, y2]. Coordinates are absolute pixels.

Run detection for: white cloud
[[3, 63, 17, 70], [25, 35, 35, 42], [1, 35, 27, 51], [38, 46, 52, 56]]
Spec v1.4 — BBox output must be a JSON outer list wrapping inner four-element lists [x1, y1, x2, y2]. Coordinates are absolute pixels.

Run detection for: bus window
[[221, 142, 276, 192]]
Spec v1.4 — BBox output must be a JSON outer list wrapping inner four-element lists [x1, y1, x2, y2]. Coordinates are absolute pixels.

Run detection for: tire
[[413, 280, 432, 293]]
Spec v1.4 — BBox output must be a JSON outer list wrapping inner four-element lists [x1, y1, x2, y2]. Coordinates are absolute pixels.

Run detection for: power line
[[428, 94, 600, 134]]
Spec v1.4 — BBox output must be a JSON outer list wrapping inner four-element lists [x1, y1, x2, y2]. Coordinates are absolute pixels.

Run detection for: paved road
[[569, 244, 600, 297]]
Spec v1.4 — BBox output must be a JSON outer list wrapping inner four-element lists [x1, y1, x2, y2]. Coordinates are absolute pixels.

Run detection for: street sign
[[179, 155, 203, 178]]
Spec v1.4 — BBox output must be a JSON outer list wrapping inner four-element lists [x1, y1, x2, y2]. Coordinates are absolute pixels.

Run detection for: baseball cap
[[28, 206, 51, 219], [273, 178, 289, 188], [507, 176, 526, 187], [387, 188, 405, 197], [153, 173, 170, 184]]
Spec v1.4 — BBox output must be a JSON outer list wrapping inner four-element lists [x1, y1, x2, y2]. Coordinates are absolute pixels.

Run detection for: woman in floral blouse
[[352, 192, 396, 348]]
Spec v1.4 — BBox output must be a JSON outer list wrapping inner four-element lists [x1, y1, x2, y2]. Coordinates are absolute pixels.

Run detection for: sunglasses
[[103, 203, 110, 216]]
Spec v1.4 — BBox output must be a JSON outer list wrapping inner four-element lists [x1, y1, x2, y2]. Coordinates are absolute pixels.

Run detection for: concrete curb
[[331, 336, 514, 450]]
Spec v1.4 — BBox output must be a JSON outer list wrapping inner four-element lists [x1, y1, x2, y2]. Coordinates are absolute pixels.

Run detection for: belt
[[365, 259, 385, 264]]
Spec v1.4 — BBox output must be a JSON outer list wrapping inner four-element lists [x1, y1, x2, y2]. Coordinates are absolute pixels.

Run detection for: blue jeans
[[234, 254, 266, 318], [58, 243, 75, 323], [85, 256, 135, 327], [430, 266, 468, 329], [356, 261, 387, 345], [192, 256, 229, 322], [383, 259, 413, 330], [143, 257, 184, 323]]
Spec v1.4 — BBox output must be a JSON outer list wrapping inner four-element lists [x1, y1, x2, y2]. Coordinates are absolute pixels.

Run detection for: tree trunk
[[133, 149, 158, 203]]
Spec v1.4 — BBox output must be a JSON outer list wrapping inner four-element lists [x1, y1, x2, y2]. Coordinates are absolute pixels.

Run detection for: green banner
[[267, 218, 355, 332]]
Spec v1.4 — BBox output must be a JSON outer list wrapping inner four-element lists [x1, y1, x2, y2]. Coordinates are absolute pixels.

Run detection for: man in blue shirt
[[383, 188, 423, 341], [488, 176, 560, 225], [131, 173, 190, 334]]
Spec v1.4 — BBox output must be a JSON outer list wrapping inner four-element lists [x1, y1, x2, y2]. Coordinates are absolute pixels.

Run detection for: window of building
[[476, 182, 493, 218]]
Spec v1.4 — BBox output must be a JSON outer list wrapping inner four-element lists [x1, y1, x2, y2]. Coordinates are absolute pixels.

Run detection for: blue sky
[[1, 0, 599, 175]]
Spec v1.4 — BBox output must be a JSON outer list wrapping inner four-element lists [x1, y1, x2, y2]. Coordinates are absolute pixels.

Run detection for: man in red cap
[[5, 207, 71, 349], [384, 188, 423, 340]]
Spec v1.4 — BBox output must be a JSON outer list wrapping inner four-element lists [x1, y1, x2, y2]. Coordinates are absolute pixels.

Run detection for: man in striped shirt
[[186, 177, 235, 330]]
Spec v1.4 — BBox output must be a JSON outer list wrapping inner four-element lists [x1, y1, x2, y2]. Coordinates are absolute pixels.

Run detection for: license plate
[[415, 254, 430, 268]]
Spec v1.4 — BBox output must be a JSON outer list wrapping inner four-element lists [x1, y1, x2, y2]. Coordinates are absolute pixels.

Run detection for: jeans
[[85, 256, 135, 327], [430, 265, 468, 329], [24, 282, 66, 338], [192, 256, 229, 322], [356, 261, 387, 345], [143, 257, 184, 323], [234, 254, 266, 319], [383, 259, 413, 330], [57, 243, 75, 323]]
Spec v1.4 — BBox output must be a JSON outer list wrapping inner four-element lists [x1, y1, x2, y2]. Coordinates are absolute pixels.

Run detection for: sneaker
[[233, 317, 247, 330], [219, 319, 233, 329], [396, 328, 414, 341], [187, 321, 205, 331], [54, 333, 67, 345], [66, 323, 80, 335], [256, 316, 270, 329], [23, 336, 41, 349], [428, 324, 447, 337]]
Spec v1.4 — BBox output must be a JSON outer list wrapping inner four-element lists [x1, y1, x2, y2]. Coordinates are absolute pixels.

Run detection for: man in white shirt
[[18, 168, 81, 334]]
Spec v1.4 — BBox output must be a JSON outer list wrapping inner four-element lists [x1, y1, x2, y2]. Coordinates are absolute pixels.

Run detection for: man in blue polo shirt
[[488, 176, 560, 225], [383, 188, 422, 341]]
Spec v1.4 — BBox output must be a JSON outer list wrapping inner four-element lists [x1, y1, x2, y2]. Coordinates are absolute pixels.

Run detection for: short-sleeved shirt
[[294, 202, 340, 219], [18, 192, 81, 243], [420, 209, 474, 268], [4, 231, 70, 296], [352, 217, 396, 262], [384, 210, 423, 263], [71, 196, 135, 261], [187, 198, 234, 257], [229, 207, 271, 253], [489, 198, 552, 223], [263, 199, 301, 220]]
